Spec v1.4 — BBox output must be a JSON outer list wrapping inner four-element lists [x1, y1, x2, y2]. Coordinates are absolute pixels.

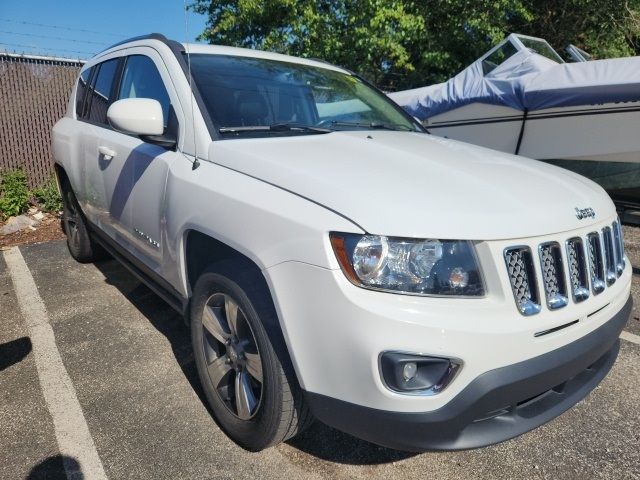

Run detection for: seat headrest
[[235, 91, 270, 125]]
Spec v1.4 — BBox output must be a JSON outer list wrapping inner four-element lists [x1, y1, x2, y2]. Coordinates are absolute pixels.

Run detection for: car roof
[[94, 33, 350, 75], [181, 43, 349, 73]]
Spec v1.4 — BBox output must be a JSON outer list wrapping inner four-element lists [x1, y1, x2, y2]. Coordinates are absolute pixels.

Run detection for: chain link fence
[[0, 52, 84, 188]]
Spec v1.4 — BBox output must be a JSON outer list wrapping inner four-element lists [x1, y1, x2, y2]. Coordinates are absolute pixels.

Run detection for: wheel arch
[[184, 229, 265, 296], [53, 162, 82, 203], [53, 162, 69, 191], [183, 229, 303, 388]]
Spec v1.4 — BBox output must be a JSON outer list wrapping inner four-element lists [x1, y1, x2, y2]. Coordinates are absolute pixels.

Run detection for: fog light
[[380, 352, 460, 394], [403, 362, 417, 381]]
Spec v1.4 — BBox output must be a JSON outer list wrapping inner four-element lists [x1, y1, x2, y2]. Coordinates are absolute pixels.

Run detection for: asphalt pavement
[[1, 237, 639, 480]]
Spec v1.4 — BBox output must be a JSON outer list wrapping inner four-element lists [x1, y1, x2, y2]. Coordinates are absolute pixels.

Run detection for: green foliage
[[33, 175, 63, 214], [405, 0, 532, 87], [514, 0, 640, 60], [0, 170, 30, 220], [191, 0, 426, 88], [190, 0, 640, 90]]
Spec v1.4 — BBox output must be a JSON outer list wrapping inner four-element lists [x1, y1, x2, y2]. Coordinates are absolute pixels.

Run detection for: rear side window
[[86, 58, 119, 125], [75, 68, 92, 119], [118, 55, 171, 126]]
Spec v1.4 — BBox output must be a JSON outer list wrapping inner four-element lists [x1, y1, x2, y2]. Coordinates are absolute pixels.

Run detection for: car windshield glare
[[187, 54, 419, 137]]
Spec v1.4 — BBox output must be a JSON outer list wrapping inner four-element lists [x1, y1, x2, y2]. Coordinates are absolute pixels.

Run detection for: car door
[[69, 65, 96, 214], [79, 56, 123, 233], [95, 49, 183, 271]]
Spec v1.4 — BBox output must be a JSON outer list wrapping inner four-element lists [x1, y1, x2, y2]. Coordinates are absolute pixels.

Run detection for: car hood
[[208, 131, 615, 240]]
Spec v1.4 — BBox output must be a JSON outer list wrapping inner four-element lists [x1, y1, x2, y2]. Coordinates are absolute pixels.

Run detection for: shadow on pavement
[[0, 336, 32, 371], [27, 455, 79, 480], [92, 258, 415, 465], [92, 259, 209, 409], [287, 422, 417, 464]]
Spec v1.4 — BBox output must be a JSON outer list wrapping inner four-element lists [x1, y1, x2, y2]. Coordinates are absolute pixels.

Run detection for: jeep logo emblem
[[575, 207, 595, 220]]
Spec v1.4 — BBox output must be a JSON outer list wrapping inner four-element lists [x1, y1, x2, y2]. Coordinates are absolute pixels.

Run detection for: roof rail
[[99, 33, 173, 55]]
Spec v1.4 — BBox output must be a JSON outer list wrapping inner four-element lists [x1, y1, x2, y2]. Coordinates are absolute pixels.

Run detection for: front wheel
[[191, 261, 312, 451]]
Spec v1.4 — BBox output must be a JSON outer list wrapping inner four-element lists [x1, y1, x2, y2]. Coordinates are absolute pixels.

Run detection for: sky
[[0, 0, 208, 59]]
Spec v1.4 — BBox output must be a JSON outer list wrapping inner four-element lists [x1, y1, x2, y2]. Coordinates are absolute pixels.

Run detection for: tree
[[405, 1, 531, 88], [190, 0, 640, 90], [514, 0, 640, 60], [190, 0, 426, 89]]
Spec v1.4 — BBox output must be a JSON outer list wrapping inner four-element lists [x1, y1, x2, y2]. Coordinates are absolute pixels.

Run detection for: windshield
[[481, 41, 519, 75], [188, 54, 420, 138], [516, 35, 564, 63], [565, 44, 593, 62], [481, 35, 565, 75]]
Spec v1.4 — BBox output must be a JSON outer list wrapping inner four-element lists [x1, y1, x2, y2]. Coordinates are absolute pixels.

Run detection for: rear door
[[79, 56, 123, 232], [66, 65, 95, 211]]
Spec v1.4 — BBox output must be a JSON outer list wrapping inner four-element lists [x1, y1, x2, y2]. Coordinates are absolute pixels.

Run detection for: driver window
[[118, 55, 171, 126]]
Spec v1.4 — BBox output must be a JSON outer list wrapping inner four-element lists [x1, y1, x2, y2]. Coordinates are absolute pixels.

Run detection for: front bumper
[[305, 296, 631, 451], [266, 248, 631, 413]]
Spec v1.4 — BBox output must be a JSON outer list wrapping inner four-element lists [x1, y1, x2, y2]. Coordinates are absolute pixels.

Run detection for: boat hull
[[543, 159, 640, 208], [424, 101, 640, 206]]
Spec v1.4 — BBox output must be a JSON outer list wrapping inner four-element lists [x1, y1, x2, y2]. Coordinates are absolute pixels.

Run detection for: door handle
[[98, 146, 117, 161]]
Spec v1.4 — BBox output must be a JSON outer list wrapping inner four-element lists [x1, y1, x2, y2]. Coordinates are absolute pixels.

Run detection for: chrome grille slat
[[538, 242, 568, 310], [602, 226, 616, 286], [612, 220, 625, 276], [587, 232, 606, 295], [566, 237, 589, 303], [504, 247, 541, 316]]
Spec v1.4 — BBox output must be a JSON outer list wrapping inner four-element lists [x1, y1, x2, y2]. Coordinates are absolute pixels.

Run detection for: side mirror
[[107, 98, 164, 136]]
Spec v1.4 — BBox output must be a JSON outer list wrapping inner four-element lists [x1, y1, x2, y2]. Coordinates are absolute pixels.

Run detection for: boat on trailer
[[388, 34, 640, 210]]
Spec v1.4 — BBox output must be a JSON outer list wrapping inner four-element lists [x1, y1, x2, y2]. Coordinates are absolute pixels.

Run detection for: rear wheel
[[191, 260, 312, 450], [60, 182, 105, 263]]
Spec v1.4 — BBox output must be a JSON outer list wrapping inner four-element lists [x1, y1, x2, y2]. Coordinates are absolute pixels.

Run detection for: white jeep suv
[[52, 34, 632, 452]]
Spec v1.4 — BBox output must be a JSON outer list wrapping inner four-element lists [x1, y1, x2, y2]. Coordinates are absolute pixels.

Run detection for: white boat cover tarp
[[389, 49, 640, 120]]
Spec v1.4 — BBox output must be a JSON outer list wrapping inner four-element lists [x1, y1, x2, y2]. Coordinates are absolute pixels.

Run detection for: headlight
[[330, 233, 484, 296]]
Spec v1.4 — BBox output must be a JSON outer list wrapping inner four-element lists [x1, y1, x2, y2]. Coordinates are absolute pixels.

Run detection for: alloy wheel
[[63, 192, 81, 249], [201, 293, 263, 420]]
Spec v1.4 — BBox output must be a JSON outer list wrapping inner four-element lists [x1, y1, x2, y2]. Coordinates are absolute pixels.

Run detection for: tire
[[60, 181, 105, 263], [191, 259, 313, 451]]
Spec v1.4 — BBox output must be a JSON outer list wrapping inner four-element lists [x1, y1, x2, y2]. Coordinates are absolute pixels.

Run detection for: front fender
[[163, 156, 362, 297]]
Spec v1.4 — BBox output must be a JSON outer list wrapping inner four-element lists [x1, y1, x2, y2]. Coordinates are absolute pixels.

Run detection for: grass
[[0, 170, 62, 221]]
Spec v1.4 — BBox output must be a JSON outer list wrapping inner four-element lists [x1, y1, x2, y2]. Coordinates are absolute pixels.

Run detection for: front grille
[[504, 247, 541, 316], [505, 220, 625, 315], [538, 242, 568, 310]]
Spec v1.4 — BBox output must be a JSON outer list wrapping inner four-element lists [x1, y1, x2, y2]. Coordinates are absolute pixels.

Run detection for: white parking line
[[621, 330, 640, 345], [3, 247, 108, 480]]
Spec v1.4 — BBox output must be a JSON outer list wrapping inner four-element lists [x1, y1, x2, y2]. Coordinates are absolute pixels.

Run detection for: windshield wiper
[[327, 121, 414, 132], [219, 123, 332, 134]]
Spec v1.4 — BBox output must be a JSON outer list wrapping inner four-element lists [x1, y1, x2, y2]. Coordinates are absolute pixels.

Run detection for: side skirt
[[88, 225, 189, 318]]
